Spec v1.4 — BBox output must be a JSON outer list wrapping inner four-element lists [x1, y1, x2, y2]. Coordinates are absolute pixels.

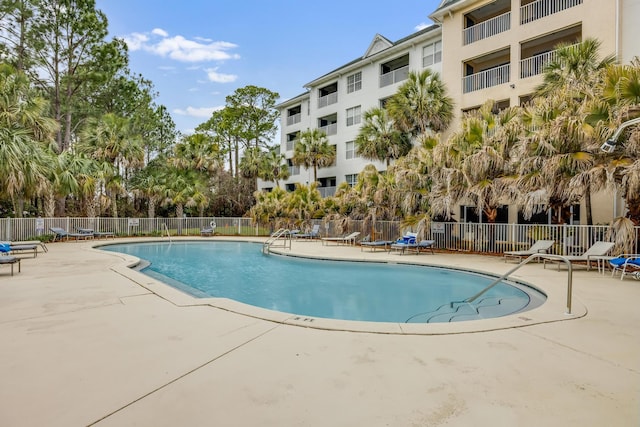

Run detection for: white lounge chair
[[503, 240, 555, 263], [544, 241, 615, 270], [321, 231, 361, 246]]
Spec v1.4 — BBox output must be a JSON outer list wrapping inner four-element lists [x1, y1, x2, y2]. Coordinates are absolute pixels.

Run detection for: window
[[347, 72, 362, 93], [422, 41, 442, 67], [346, 174, 358, 187], [346, 106, 361, 127], [345, 140, 358, 159]]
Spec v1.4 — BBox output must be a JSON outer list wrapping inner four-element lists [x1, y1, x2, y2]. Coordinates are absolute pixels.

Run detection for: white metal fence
[[2, 217, 638, 255]]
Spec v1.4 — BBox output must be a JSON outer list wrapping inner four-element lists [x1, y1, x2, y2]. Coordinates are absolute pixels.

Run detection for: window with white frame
[[422, 41, 442, 67], [345, 174, 358, 187], [345, 140, 358, 159], [347, 71, 362, 93], [346, 106, 361, 127]]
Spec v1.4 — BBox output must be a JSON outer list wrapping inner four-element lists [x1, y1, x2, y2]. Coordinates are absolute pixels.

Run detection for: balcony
[[288, 165, 300, 175], [318, 123, 337, 136], [286, 113, 301, 126], [463, 64, 510, 94], [520, 51, 558, 78], [380, 65, 409, 88], [318, 186, 336, 198], [463, 12, 511, 45], [520, 26, 581, 78], [520, 0, 583, 25], [318, 92, 338, 109], [286, 140, 295, 151]]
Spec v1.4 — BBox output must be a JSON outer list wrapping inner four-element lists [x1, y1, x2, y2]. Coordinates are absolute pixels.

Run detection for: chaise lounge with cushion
[[390, 239, 436, 255]]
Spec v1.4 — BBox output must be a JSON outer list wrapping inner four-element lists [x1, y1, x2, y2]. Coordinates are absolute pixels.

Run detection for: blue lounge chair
[[609, 255, 640, 280], [390, 239, 436, 255], [0, 241, 39, 258]]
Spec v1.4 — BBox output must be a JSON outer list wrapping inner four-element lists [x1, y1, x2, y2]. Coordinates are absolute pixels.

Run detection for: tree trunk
[[585, 183, 593, 225]]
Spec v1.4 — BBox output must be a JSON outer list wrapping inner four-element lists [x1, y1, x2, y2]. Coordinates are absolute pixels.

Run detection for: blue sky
[[95, 0, 442, 135]]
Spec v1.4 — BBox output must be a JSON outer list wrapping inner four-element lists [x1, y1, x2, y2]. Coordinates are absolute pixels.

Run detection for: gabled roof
[[363, 34, 394, 58], [429, 0, 471, 21], [303, 24, 440, 88]]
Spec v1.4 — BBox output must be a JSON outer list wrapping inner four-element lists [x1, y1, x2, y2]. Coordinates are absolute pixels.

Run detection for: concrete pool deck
[[0, 236, 638, 426]]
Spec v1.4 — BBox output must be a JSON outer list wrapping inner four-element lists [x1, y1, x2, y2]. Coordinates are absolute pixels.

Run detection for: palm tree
[[259, 147, 290, 187], [431, 101, 521, 223], [355, 107, 411, 167], [0, 63, 58, 216], [287, 182, 323, 227], [521, 39, 617, 224], [291, 128, 335, 183], [385, 69, 454, 137]]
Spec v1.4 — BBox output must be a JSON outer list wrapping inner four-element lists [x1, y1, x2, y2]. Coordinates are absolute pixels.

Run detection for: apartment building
[[268, 25, 443, 197], [266, 0, 638, 223]]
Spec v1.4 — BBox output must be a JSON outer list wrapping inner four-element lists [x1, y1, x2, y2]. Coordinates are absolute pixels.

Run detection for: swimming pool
[[101, 241, 545, 323]]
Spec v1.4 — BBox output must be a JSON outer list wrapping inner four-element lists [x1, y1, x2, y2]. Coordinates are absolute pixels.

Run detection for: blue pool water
[[101, 241, 545, 323]]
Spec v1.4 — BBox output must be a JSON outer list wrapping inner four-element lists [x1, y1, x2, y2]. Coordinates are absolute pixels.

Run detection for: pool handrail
[[263, 228, 292, 253], [463, 253, 573, 314]]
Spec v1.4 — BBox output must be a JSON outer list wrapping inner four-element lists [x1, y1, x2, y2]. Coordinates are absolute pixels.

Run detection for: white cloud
[[206, 67, 237, 83], [122, 29, 240, 63], [151, 28, 169, 37], [122, 32, 149, 51], [173, 106, 223, 118], [415, 23, 430, 31]]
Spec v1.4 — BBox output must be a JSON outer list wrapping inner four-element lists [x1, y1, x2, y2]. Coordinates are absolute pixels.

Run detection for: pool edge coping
[[91, 237, 588, 335]]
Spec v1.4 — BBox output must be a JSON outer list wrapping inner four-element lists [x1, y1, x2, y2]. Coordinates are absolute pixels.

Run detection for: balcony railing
[[318, 92, 338, 109], [379, 65, 409, 88], [520, 0, 583, 25], [462, 64, 510, 93], [463, 12, 511, 45], [286, 113, 301, 126], [318, 186, 336, 198], [520, 50, 555, 78], [318, 123, 337, 136], [288, 165, 300, 175], [520, 44, 578, 78], [286, 140, 295, 151]]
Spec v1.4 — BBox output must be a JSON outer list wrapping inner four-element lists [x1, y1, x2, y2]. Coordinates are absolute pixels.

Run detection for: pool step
[[406, 296, 527, 323]]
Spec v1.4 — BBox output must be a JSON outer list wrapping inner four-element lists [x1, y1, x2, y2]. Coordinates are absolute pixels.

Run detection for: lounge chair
[[503, 240, 555, 263], [360, 240, 395, 252], [78, 228, 115, 240], [321, 231, 361, 246], [390, 239, 436, 255], [49, 227, 93, 242], [200, 221, 216, 237], [609, 255, 640, 280], [294, 224, 321, 240], [544, 241, 615, 270], [0, 255, 21, 276], [11, 240, 48, 253], [0, 241, 39, 258]]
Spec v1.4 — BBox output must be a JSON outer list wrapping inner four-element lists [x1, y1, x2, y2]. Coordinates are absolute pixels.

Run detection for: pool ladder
[[263, 228, 293, 254]]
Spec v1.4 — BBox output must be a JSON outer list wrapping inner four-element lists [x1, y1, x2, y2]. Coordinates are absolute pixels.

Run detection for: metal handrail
[[263, 228, 292, 253], [463, 253, 573, 314], [163, 223, 172, 243]]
